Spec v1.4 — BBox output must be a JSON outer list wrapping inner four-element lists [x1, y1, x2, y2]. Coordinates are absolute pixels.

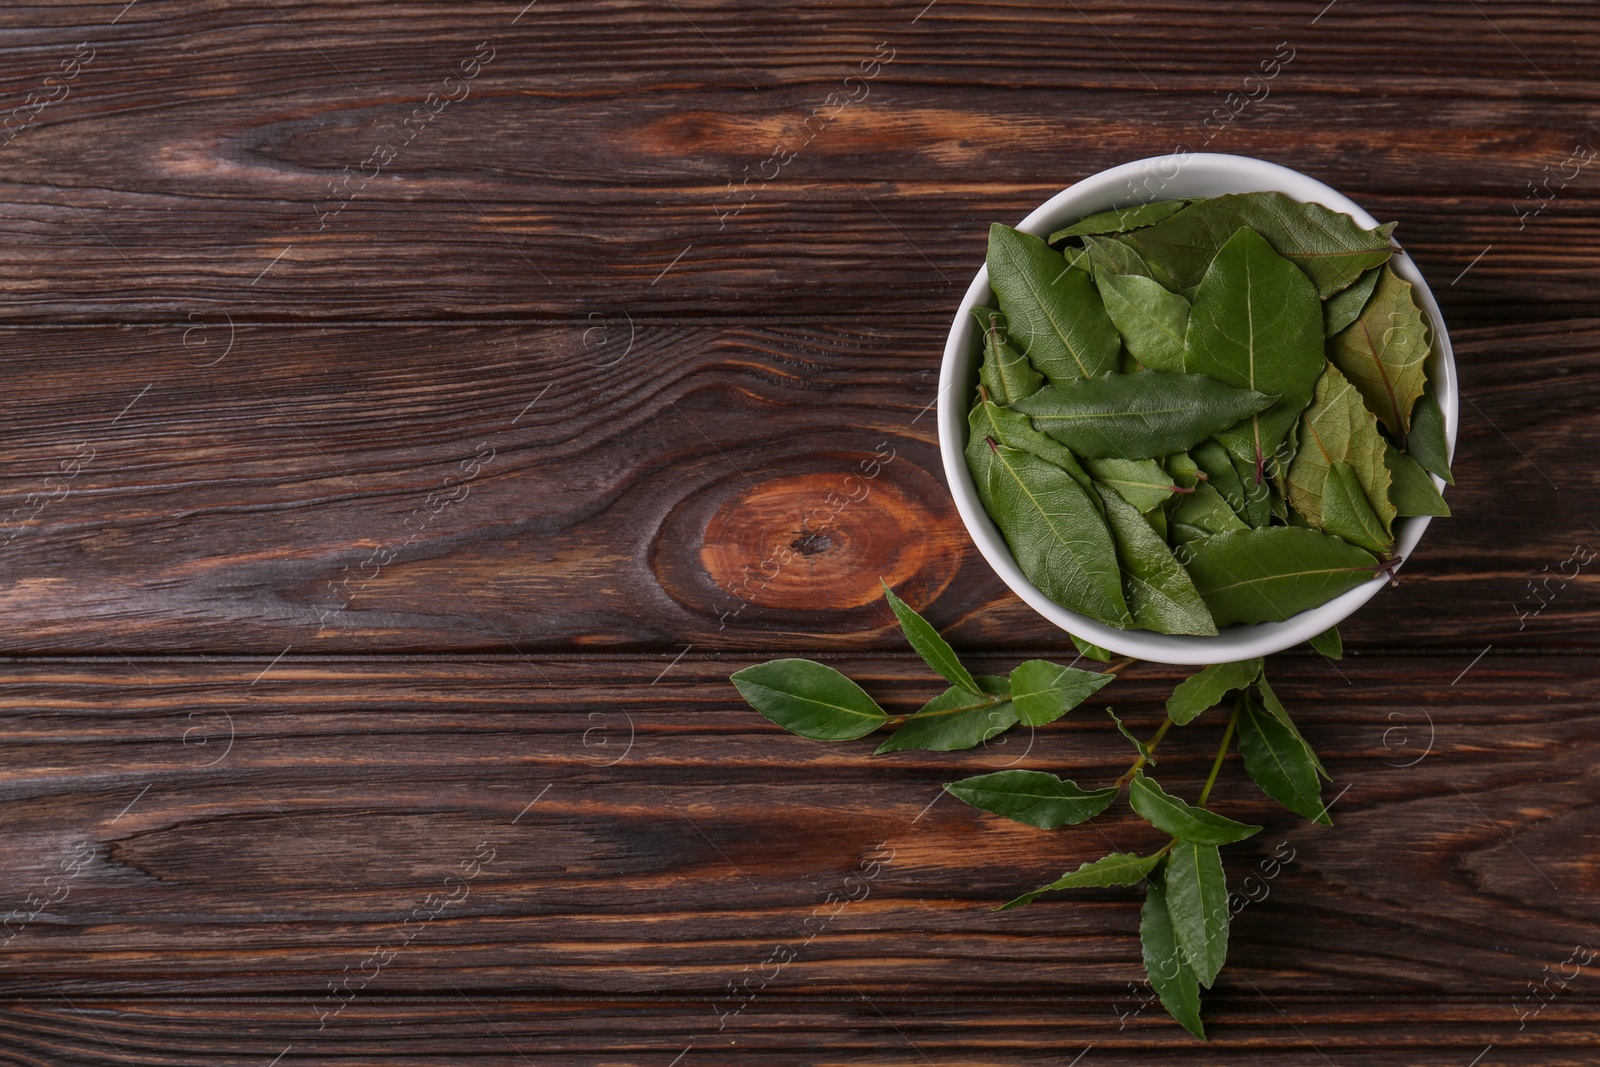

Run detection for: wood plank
[[0, 4, 1592, 321], [3, 0, 1595, 95], [0, 654, 1592, 1007], [0, 319, 1592, 654], [0, 996, 1595, 1065]]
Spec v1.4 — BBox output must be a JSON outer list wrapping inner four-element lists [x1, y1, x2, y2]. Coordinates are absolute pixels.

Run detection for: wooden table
[[0, 1, 1594, 1062]]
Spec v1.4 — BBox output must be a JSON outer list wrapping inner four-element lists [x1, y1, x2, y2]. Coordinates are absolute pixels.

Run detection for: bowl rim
[[937, 152, 1458, 665]]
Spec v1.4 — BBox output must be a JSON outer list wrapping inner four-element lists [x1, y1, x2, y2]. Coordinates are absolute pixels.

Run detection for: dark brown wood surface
[[0, 1, 1595, 1062]]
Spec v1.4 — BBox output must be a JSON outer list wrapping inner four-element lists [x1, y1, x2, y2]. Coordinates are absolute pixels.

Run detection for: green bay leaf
[[1082, 234, 1152, 278], [1164, 841, 1230, 988], [1230, 451, 1272, 528], [876, 676, 1017, 753], [973, 306, 1045, 406], [1323, 265, 1381, 337], [1097, 271, 1191, 372], [1165, 658, 1263, 726], [1008, 659, 1115, 726], [944, 768, 1116, 829], [1328, 265, 1431, 439], [1183, 226, 1326, 476], [1238, 694, 1331, 824], [1128, 190, 1395, 298], [1141, 866, 1207, 1040], [881, 581, 981, 695], [1130, 773, 1261, 846], [1049, 199, 1191, 241], [1309, 625, 1343, 659], [1002, 850, 1162, 910], [968, 397, 1097, 500], [1169, 482, 1248, 546], [987, 223, 1120, 382], [731, 659, 888, 741], [1071, 633, 1113, 662], [1165, 451, 1202, 489], [1182, 526, 1380, 626], [1256, 672, 1328, 778], [1321, 460, 1394, 554], [1083, 456, 1177, 513], [1385, 444, 1450, 517], [1010, 371, 1275, 460], [1096, 483, 1217, 636], [969, 441, 1133, 626], [1406, 382, 1455, 485]]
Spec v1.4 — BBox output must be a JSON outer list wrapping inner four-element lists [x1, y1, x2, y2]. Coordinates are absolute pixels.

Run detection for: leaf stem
[[1115, 715, 1173, 787], [887, 691, 1006, 726], [1197, 697, 1243, 807]]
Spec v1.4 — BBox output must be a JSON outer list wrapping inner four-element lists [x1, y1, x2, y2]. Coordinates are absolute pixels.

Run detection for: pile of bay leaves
[[967, 192, 1453, 636]]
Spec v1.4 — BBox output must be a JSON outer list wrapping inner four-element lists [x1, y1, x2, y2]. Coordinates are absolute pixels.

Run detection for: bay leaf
[[1183, 227, 1325, 476], [1049, 199, 1191, 241], [987, 223, 1120, 381], [1082, 234, 1152, 278], [1071, 633, 1113, 662], [1309, 625, 1343, 659], [1096, 483, 1218, 636], [1323, 265, 1381, 337], [1084, 456, 1177, 513], [1238, 694, 1331, 824], [881, 580, 981, 695], [1183, 527, 1380, 626], [1255, 672, 1328, 778], [1002, 850, 1162, 910], [1321, 461, 1394, 554], [968, 398, 1098, 502], [1107, 706, 1152, 761], [1165, 451, 1202, 489], [1385, 444, 1450, 517], [1164, 840, 1229, 988], [1128, 191, 1395, 298], [1010, 371, 1275, 460], [731, 658, 888, 741], [1147, 501, 1169, 541], [1169, 482, 1248, 545], [1097, 271, 1190, 372], [1191, 439, 1249, 523], [1141, 866, 1207, 1040], [1008, 658, 1115, 725], [970, 440, 1133, 626], [973, 307, 1045, 405], [1165, 658, 1263, 726], [1229, 451, 1272, 528], [1286, 363, 1396, 536], [1406, 382, 1455, 485], [1328, 265, 1431, 439], [876, 675, 1017, 753], [1130, 773, 1261, 846], [944, 768, 1116, 830]]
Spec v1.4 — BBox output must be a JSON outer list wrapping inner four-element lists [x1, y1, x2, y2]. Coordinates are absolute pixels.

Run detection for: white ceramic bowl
[[938, 153, 1458, 665]]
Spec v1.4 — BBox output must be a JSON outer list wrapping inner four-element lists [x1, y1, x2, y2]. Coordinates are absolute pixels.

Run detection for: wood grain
[[0, 997, 1596, 1065], [0, 4, 1590, 322], [1, 1, 1594, 1060], [0, 655, 1591, 1004], [0, 319, 1592, 654]]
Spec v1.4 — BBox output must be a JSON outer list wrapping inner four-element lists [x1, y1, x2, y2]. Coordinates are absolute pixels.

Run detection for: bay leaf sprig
[[732, 582, 1339, 1040]]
